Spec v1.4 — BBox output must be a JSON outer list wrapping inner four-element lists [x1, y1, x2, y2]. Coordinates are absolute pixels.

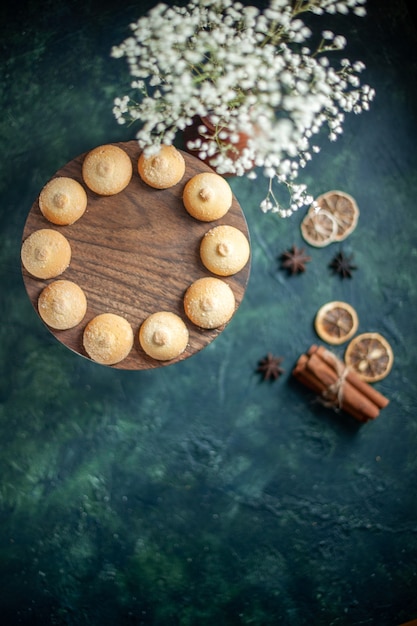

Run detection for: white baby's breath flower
[[322, 30, 334, 39], [111, 0, 373, 216], [333, 35, 347, 48]]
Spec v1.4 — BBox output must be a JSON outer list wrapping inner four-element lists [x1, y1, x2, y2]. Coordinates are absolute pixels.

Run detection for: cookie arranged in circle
[[21, 228, 71, 279], [139, 311, 189, 360], [200, 224, 250, 276], [38, 280, 87, 330], [21, 141, 250, 369], [138, 145, 185, 189], [39, 176, 87, 225], [184, 276, 235, 329], [183, 172, 232, 221], [83, 313, 134, 365], [82, 144, 133, 195]]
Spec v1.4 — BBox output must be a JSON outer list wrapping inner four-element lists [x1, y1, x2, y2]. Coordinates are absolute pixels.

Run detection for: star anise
[[280, 245, 311, 275], [256, 353, 285, 381], [329, 250, 357, 279]]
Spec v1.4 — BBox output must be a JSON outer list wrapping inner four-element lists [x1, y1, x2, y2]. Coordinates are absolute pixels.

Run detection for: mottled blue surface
[[1, 1, 417, 624]]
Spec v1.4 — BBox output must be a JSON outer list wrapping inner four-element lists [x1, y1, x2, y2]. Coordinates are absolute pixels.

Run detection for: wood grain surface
[[21, 141, 251, 370]]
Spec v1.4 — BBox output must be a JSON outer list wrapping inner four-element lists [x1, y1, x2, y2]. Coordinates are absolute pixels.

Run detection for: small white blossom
[[333, 35, 347, 48], [111, 0, 373, 216], [322, 30, 334, 39]]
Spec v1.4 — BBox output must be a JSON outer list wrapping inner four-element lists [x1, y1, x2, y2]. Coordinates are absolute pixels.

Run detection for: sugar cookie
[[83, 313, 134, 365], [39, 176, 87, 225], [139, 311, 189, 360], [184, 276, 235, 329], [82, 144, 132, 195], [21, 228, 71, 279], [138, 145, 185, 189], [38, 280, 87, 330], [183, 172, 232, 221], [200, 224, 250, 276]]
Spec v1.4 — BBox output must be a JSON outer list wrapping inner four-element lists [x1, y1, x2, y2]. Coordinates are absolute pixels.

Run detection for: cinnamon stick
[[293, 354, 326, 393], [293, 361, 370, 423], [306, 352, 380, 421], [308, 345, 389, 409], [292, 347, 388, 422], [293, 353, 347, 408]]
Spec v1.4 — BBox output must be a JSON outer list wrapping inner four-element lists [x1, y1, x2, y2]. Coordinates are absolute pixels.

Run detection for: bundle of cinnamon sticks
[[292, 344, 389, 423]]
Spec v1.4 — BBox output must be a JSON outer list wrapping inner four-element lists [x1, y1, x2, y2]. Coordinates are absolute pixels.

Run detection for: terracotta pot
[[183, 115, 252, 176]]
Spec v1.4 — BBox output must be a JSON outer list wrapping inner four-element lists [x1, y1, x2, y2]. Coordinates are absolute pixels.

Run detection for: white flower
[[333, 35, 347, 48], [111, 0, 373, 216], [322, 30, 334, 39]]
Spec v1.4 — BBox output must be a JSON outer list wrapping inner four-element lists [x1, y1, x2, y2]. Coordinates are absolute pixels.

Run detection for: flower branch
[[111, 0, 374, 217]]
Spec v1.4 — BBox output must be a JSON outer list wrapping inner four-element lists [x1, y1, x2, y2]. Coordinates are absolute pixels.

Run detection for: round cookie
[[83, 313, 134, 365], [183, 172, 233, 221], [21, 228, 71, 279], [139, 311, 189, 360], [38, 280, 87, 330], [39, 176, 87, 225], [82, 144, 133, 195], [200, 224, 250, 276], [138, 145, 185, 189], [184, 276, 235, 329]]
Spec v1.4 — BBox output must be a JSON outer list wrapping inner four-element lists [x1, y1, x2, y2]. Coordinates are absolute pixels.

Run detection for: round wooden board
[[21, 141, 251, 370]]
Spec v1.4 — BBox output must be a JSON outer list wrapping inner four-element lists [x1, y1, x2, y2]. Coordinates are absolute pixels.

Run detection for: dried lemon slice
[[300, 208, 338, 247], [314, 301, 359, 345], [314, 190, 359, 242], [344, 332, 394, 382]]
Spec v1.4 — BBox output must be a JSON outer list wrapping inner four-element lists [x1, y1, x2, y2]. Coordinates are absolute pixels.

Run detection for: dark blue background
[[1, 1, 416, 624]]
